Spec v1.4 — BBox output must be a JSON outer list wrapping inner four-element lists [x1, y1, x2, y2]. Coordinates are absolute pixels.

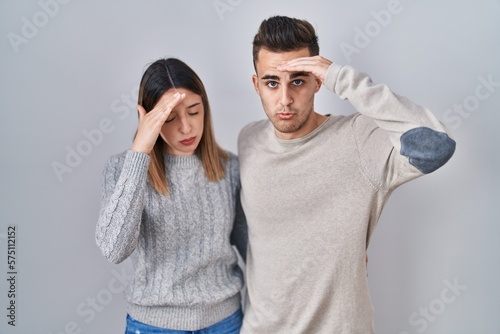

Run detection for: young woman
[[95, 58, 247, 334]]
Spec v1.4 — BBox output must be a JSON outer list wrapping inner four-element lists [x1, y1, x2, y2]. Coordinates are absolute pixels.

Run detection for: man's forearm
[[325, 63, 456, 173]]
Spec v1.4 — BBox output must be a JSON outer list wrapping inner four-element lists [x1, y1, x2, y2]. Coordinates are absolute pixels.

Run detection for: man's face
[[253, 47, 321, 140]]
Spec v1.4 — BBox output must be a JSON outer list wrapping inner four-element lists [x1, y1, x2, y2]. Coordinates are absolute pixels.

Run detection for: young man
[[237, 16, 456, 333]]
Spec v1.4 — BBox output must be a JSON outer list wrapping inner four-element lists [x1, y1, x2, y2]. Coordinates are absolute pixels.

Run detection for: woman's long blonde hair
[[137, 58, 228, 195]]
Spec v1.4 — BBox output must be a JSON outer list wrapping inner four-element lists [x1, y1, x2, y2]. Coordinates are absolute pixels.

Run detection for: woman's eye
[[188, 112, 199, 116], [165, 117, 175, 123]]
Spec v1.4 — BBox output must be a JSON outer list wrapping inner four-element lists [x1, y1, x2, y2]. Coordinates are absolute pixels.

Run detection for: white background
[[1, 0, 499, 333]]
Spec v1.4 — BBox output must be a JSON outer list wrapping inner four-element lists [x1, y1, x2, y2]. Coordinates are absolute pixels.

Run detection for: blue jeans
[[125, 308, 242, 334]]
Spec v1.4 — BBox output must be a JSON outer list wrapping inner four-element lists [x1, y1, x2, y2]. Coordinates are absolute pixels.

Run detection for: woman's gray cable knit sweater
[[96, 150, 247, 330]]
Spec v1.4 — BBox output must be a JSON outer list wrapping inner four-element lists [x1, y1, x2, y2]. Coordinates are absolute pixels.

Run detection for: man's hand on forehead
[[277, 55, 333, 84]]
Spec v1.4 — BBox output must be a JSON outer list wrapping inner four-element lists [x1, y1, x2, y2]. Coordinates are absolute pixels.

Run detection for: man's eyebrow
[[261, 74, 280, 81], [261, 72, 310, 81], [289, 71, 310, 79]]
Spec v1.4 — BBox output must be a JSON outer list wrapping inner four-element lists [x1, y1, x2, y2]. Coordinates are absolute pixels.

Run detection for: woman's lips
[[180, 136, 196, 146]]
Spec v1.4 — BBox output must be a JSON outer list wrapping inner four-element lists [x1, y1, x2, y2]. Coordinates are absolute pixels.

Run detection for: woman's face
[[158, 88, 204, 156]]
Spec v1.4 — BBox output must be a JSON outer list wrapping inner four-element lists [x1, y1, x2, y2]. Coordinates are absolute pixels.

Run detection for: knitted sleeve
[[95, 150, 150, 264], [228, 153, 248, 262], [231, 192, 247, 262], [324, 63, 456, 177]]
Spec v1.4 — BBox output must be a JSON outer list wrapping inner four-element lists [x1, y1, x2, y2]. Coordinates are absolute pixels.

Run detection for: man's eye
[[292, 80, 303, 86], [266, 81, 278, 88]]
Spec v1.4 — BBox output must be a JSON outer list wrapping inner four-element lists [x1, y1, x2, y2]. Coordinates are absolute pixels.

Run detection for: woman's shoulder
[[224, 150, 240, 180], [101, 150, 134, 178], [225, 150, 239, 167], [227, 150, 238, 163]]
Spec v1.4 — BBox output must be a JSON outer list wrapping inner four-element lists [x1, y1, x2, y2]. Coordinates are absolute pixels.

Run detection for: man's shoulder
[[349, 112, 384, 134], [238, 119, 270, 141], [327, 113, 379, 132]]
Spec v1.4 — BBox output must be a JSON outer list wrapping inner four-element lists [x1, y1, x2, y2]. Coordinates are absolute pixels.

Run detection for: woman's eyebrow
[[186, 102, 201, 109]]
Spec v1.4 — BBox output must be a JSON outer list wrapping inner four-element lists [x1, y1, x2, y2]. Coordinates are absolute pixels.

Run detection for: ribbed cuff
[[127, 293, 241, 330], [122, 150, 150, 179], [324, 63, 344, 92]]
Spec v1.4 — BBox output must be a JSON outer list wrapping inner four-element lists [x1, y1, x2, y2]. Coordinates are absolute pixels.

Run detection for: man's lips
[[180, 136, 196, 145], [277, 113, 295, 120]]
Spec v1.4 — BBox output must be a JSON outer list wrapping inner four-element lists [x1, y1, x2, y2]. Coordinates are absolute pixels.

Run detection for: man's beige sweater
[[238, 63, 455, 333]]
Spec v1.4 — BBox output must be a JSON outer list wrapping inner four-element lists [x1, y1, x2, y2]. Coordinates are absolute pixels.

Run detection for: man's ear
[[252, 74, 260, 94], [314, 76, 322, 93]]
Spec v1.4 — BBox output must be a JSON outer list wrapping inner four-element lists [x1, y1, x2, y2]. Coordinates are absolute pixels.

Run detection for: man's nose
[[280, 86, 293, 107]]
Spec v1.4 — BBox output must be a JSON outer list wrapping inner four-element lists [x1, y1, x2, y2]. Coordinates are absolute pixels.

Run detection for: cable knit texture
[[96, 150, 246, 330]]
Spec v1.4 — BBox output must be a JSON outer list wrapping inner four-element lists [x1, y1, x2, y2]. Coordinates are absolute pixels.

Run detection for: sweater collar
[[164, 154, 200, 168], [274, 115, 332, 145]]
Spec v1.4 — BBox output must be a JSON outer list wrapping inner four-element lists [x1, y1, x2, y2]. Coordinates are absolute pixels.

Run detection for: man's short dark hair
[[252, 16, 319, 70]]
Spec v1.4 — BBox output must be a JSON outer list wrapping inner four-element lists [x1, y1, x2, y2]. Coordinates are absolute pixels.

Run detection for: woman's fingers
[[154, 92, 185, 119], [137, 104, 147, 120], [131, 92, 185, 154]]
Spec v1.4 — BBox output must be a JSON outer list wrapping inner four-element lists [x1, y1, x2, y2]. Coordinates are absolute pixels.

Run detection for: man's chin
[[270, 120, 302, 134]]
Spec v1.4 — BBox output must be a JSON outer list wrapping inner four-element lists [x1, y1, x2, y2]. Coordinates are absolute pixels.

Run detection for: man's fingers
[[276, 60, 313, 71], [277, 56, 319, 68], [277, 56, 332, 72], [276, 56, 332, 84]]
